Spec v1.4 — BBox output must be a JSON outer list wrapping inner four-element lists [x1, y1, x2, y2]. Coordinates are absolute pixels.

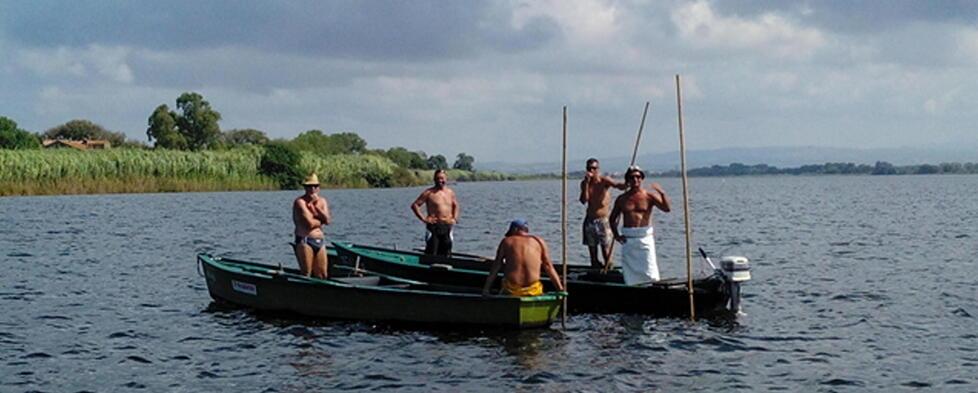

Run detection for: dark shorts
[[582, 217, 612, 248], [424, 223, 453, 256], [295, 236, 326, 253]]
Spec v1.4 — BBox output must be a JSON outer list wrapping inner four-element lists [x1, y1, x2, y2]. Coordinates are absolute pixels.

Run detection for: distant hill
[[478, 146, 978, 174]]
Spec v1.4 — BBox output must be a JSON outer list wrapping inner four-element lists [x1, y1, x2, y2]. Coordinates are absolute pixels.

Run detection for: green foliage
[[299, 152, 399, 188], [146, 92, 222, 150], [176, 92, 222, 150], [427, 154, 448, 170], [291, 130, 368, 155], [384, 147, 428, 169], [259, 143, 303, 189], [147, 104, 187, 149], [0, 116, 40, 149], [452, 152, 474, 171], [222, 128, 269, 146], [43, 119, 127, 146]]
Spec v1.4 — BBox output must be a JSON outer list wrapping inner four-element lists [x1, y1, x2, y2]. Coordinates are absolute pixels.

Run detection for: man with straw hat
[[482, 219, 565, 297], [293, 173, 331, 278], [610, 166, 671, 285]]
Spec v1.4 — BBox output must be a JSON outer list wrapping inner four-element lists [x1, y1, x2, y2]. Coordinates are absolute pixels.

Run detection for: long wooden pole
[[630, 101, 651, 167], [561, 106, 569, 329], [603, 101, 651, 274], [676, 74, 695, 321]]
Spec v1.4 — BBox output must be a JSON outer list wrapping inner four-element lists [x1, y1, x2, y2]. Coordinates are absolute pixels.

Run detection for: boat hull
[[198, 254, 563, 328], [332, 242, 730, 317]]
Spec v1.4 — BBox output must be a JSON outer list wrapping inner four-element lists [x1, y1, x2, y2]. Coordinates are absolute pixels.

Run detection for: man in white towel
[[610, 166, 672, 285]]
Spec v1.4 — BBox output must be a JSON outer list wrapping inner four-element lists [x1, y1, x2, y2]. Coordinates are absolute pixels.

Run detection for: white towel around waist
[[620, 226, 659, 285]]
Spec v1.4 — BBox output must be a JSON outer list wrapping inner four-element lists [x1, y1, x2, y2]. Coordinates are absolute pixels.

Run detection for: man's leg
[[438, 226, 453, 256], [311, 248, 328, 279], [587, 245, 601, 268], [294, 243, 314, 276], [424, 228, 438, 255], [601, 242, 614, 268]]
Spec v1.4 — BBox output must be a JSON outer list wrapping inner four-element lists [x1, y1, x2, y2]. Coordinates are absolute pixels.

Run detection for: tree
[[259, 142, 303, 189], [872, 161, 896, 175], [385, 147, 428, 169], [44, 119, 127, 146], [147, 104, 187, 150], [0, 116, 40, 149], [222, 128, 269, 146], [427, 154, 448, 170], [175, 92, 222, 150], [452, 152, 475, 171], [291, 130, 368, 155]]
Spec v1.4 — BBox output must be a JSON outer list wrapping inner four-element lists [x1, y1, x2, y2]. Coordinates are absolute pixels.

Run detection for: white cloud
[[671, 1, 826, 59], [15, 45, 133, 83], [954, 27, 978, 64], [512, 0, 620, 45]]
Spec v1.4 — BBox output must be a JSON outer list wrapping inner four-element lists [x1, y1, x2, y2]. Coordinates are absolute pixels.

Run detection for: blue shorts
[[295, 236, 325, 253]]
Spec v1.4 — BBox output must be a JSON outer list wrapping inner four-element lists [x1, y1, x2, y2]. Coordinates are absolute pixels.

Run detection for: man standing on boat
[[579, 158, 626, 270], [411, 169, 459, 256], [293, 173, 331, 278], [610, 166, 671, 285], [482, 219, 565, 296]]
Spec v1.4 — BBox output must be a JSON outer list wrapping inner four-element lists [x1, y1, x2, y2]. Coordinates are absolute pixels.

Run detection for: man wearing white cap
[[293, 173, 331, 278], [610, 166, 671, 285]]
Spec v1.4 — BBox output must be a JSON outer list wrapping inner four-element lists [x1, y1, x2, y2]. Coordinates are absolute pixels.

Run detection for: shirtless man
[[293, 173, 331, 278], [411, 170, 459, 256], [482, 219, 565, 296], [579, 158, 626, 269], [609, 166, 671, 285]]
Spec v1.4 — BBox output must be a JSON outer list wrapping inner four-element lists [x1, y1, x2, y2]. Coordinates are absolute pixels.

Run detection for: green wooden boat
[[197, 253, 564, 328], [332, 242, 738, 317]]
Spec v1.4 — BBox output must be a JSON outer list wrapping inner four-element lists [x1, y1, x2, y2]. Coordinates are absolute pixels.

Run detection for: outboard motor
[[721, 256, 751, 314]]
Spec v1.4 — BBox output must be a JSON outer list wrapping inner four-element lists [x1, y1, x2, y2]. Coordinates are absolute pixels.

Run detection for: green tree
[[222, 128, 269, 146], [385, 147, 428, 169], [452, 152, 475, 171], [427, 154, 448, 170], [0, 116, 40, 149], [292, 130, 368, 155], [259, 142, 303, 189], [175, 92, 222, 150], [147, 104, 187, 150], [872, 161, 896, 175], [43, 119, 127, 146]]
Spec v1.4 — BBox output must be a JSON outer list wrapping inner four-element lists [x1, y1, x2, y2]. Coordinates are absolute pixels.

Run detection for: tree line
[[656, 161, 978, 177], [0, 91, 478, 176]]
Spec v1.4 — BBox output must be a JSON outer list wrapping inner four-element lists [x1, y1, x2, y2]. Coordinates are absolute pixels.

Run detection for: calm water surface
[[1, 176, 976, 392]]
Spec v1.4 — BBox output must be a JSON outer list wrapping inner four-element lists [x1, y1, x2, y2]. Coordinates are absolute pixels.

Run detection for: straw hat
[[302, 173, 320, 186]]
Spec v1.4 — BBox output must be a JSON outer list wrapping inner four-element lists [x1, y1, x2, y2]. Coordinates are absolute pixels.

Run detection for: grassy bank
[[0, 148, 506, 196]]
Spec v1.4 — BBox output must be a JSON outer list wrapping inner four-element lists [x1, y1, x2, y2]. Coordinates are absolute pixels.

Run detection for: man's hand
[[424, 216, 437, 224], [615, 235, 626, 244]]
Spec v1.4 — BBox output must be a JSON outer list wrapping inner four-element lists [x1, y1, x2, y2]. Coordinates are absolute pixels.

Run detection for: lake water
[[1, 176, 976, 392]]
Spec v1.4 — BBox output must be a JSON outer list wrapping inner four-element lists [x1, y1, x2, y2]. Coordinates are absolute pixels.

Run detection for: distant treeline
[[656, 161, 978, 177], [0, 92, 512, 196]]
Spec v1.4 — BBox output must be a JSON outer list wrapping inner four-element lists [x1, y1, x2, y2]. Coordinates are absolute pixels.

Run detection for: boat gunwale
[[198, 253, 565, 303]]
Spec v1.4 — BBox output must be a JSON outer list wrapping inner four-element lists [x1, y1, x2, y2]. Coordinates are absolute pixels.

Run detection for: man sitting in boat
[[411, 169, 459, 256], [579, 158, 626, 269], [293, 173, 332, 278], [609, 166, 671, 285], [482, 219, 565, 297]]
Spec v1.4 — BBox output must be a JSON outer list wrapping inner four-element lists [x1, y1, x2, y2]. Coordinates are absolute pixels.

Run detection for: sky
[[2, 0, 977, 164]]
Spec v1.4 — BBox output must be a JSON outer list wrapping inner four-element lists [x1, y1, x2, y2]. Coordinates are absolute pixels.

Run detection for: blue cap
[[509, 219, 528, 231]]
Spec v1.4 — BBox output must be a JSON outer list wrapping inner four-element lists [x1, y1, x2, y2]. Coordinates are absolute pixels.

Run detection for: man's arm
[[294, 199, 320, 228], [536, 237, 565, 292], [603, 176, 627, 191], [313, 198, 332, 225], [450, 190, 459, 224], [410, 190, 431, 223], [578, 177, 589, 204], [482, 241, 506, 295], [610, 197, 624, 244], [648, 183, 671, 212]]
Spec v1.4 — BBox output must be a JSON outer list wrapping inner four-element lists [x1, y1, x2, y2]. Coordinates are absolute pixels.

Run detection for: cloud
[[15, 45, 133, 83], [671, 1, 826, 59]]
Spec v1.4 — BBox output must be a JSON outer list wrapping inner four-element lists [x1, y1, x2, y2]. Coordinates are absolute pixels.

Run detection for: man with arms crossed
[[411, 169, 459, 256], [482, 219, 565, 296], [293, 173, 332, 278], [579, 158, 626, 270], [610, 166, 672, 285]]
